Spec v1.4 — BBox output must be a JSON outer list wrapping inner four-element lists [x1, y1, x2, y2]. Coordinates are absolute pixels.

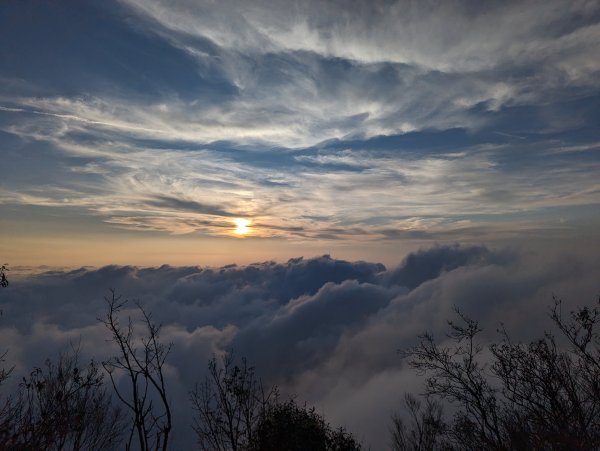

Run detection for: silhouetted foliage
[[0, 309, 15, 438], [0, 316, 13, 389], [390, 394, 446, 451], [0, 349, 125, 450], [100, 290, 172, 451], [0, 265, 11, 394], [0, 264, 8, 288], [192, 352, 361, 451], [251, 398, 362, 451], [0, 353, 10, 388], [396, 296, 600, 450], [190, 353, 275, 451]]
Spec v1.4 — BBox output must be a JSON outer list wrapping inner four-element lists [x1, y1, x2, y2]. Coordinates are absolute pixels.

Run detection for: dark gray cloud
[[232, 279, 401, 379], [382, 244, 514, 289], [1, 245, 599, 448], [147, 195, 235, 217]]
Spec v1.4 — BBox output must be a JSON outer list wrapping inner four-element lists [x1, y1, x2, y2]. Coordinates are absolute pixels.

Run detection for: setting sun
[[233, 218, 251, 236]]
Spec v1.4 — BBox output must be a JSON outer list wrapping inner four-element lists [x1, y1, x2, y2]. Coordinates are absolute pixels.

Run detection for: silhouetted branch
[[0, 348, 125, 450], [99, 290, 172, 451], [190, 352, 275, 451], [398, 297, 600, 449]]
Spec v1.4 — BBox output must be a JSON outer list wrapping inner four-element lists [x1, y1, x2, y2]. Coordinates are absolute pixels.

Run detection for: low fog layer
[[1, 244, 598, 448]]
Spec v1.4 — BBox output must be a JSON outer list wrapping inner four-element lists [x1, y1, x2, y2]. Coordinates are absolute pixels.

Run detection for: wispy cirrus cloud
[[120, 0, 600, 73], [1, 0, 599, 251], [3, 100, 600, 240]]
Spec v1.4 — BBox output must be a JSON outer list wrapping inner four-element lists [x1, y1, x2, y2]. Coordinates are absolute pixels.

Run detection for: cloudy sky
[[1, 0, 600, 448], [2, 0, 599, 267]]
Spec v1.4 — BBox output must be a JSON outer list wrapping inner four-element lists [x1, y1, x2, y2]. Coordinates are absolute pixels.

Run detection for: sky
[[1, 0, 600, 449], [1, 0, 600, 267]]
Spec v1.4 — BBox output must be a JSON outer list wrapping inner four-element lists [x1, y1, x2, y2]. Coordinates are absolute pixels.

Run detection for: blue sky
[[1, 0, 600, 266]]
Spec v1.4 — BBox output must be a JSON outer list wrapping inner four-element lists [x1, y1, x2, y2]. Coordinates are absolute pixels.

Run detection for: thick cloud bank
[[1, 245, 599, 448]]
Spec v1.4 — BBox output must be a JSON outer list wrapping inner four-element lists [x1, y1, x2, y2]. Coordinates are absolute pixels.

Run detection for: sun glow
[[233, 218, 251, 236]]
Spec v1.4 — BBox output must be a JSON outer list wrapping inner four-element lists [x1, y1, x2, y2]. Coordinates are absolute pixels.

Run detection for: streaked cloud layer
[[1, 0, 600, 264]]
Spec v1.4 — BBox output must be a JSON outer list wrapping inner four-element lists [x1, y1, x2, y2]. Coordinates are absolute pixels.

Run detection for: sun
[[233, 218, 251, 236]]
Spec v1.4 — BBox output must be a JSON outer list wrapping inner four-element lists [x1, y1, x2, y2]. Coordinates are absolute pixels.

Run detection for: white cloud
[[1, 246, 599, 448], [121, 0, 600, 74]]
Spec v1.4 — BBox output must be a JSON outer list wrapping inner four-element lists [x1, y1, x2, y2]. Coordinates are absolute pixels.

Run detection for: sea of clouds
[[1, 244, 599, 448]]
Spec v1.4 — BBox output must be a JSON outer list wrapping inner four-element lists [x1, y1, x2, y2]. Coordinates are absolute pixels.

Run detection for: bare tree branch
[[99, 290, 172, 451]]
